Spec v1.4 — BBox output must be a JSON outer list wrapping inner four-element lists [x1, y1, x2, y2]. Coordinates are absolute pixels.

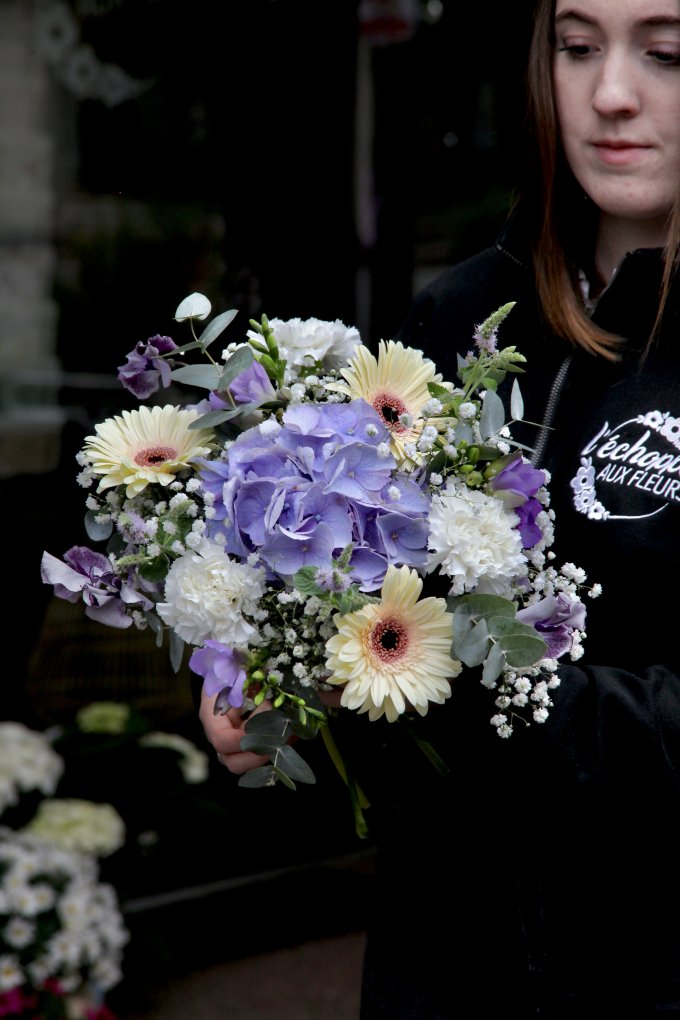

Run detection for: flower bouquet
[[41, 294, 598, 835]]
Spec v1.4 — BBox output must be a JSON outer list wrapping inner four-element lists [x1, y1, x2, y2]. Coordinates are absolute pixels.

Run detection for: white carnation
[[157, 537, 266, 646], [249, 317, 361, 369], [427, 481, 527, 596]]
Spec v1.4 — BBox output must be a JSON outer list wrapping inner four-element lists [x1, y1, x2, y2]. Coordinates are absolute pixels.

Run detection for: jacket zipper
[[530, 352, 573, 468]]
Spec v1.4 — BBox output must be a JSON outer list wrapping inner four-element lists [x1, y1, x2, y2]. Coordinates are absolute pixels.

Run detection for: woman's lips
[[591, 141, 651, 166]]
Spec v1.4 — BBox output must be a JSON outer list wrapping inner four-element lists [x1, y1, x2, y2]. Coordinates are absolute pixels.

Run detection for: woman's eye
[[557, 42, 592, 59], [649, 48, 680, 66]]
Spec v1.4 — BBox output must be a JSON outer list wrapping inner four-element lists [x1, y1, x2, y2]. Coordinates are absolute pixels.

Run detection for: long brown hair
[[522, 0, 680, 359]]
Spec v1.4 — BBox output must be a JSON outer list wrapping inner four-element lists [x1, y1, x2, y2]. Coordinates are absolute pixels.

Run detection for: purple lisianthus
[[189, 640, 247, 707], [492, 458, 546, 503], [41, 546, 152, 628], [229, 360, 276, 405], [117, 334, 177, 399], [514, 497, 543, 549], [517, 593, 587, 659]]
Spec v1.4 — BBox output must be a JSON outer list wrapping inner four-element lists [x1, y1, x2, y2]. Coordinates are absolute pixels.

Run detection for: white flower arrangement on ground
[[41, 295, 599, 835], [0, 724, 64, 817], [0, 827, 128, 1007]]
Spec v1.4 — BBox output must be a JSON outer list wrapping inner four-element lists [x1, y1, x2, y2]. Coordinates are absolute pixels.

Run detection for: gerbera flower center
[[370, 615, 409, 663], [373, 392, 408, 433], [134, 446, 177, 467]]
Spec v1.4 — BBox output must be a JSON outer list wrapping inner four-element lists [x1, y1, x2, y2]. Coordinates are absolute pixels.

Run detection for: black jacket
[[359, 218, 680, 1019]]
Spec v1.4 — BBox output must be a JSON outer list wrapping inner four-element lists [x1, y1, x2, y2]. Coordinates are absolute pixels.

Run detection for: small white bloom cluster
[[22, 798, 126, 859], [0, 724, 64, 818], [256, 587, 337, 690], [0, 827, 129, 994]]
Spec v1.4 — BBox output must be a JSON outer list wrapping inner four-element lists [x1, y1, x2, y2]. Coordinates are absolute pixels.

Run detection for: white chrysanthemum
[[82, 404, 214, 497], [22, 799, 126, 858], [427, 481, 527, 596], [248, 316, 361, 369], [0, 723, 64, 817], [327, 340, 444, 467], [157, 537, 266, 646], [324, 564, 461, 723]]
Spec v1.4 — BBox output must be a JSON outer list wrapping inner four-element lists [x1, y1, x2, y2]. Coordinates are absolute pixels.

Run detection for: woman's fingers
[[199, 690, 270, 774]]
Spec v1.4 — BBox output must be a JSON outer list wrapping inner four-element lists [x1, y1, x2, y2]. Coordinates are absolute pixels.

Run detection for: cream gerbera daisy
[[82, 404, 214, 497], [327, 340, 440, 467], [324, 564, 461, 722]]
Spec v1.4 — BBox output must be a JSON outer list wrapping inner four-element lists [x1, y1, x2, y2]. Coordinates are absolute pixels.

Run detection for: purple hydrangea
[[189, 640, 247, 707], [117, 334, 177, 399]]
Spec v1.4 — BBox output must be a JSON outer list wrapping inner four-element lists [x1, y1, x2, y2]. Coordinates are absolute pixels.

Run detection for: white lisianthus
[[0, 723, 64, 817], [157, 537, 266, 646], [427, 480, 527, 596], [248, 317, 361, 369]]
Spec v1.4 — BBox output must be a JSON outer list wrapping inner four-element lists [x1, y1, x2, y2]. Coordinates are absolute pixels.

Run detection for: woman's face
[[553, 0, 680, 232]]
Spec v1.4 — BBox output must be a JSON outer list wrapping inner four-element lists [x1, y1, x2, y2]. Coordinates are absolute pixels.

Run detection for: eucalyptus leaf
[[272, 745, 316, 784], [244, 708, 291, 738], [170, 364, 221, 390], [145, 611, 162, 635], [169, 630, 185, 673], [479, 389, 505, 440], [271, 766, 297, 791], [488, 617, 547, 667], [171, 340, 202, 355], [217, 344, 255, 388], [455, 619, 491, 667], [451, 609, 473, 648], [188, 401, 262, 430], [482, 641, 506, 685], [84, 510, 113, 542], [238, 765, 278, 788], [198, 308, 239, 350], [455, 422, 474, 445], [510, 379, 525, 421], [457, 594, 517, 622]]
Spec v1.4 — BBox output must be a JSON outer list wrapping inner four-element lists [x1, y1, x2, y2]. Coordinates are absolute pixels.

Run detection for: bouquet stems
[[320, 722, 370, 839]]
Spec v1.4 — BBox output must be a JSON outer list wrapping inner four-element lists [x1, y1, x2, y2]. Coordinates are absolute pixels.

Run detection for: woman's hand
[[198, 687, 270, 775]]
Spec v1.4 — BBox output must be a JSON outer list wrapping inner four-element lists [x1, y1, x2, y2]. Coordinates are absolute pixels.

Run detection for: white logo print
[[570, 410, 680, 521]]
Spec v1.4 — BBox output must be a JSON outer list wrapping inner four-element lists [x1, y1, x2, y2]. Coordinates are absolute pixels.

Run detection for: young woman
[[202, 0, 680, 1014]]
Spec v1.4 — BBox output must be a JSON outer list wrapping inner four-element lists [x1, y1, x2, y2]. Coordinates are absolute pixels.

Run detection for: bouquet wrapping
[[42, 295, 599, 834]]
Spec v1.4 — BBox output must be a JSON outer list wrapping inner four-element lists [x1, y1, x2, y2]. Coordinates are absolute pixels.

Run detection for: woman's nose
[[591, 53, 640, 118]]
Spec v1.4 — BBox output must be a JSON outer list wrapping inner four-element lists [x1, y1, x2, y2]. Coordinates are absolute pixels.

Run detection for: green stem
[[320, 722, 370, 839], [399, 718, 449, 776]]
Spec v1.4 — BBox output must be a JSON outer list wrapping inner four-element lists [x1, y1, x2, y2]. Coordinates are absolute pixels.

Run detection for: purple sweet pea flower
[[492, 458, 546, 504], [117, 335, 177, 399], [517, 593, 587, 659], [189, 640, 248, 707], [41, 546, 152, 628]]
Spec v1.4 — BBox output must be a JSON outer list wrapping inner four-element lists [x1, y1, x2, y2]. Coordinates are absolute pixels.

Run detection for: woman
[[202, 0, 680, 1015]]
